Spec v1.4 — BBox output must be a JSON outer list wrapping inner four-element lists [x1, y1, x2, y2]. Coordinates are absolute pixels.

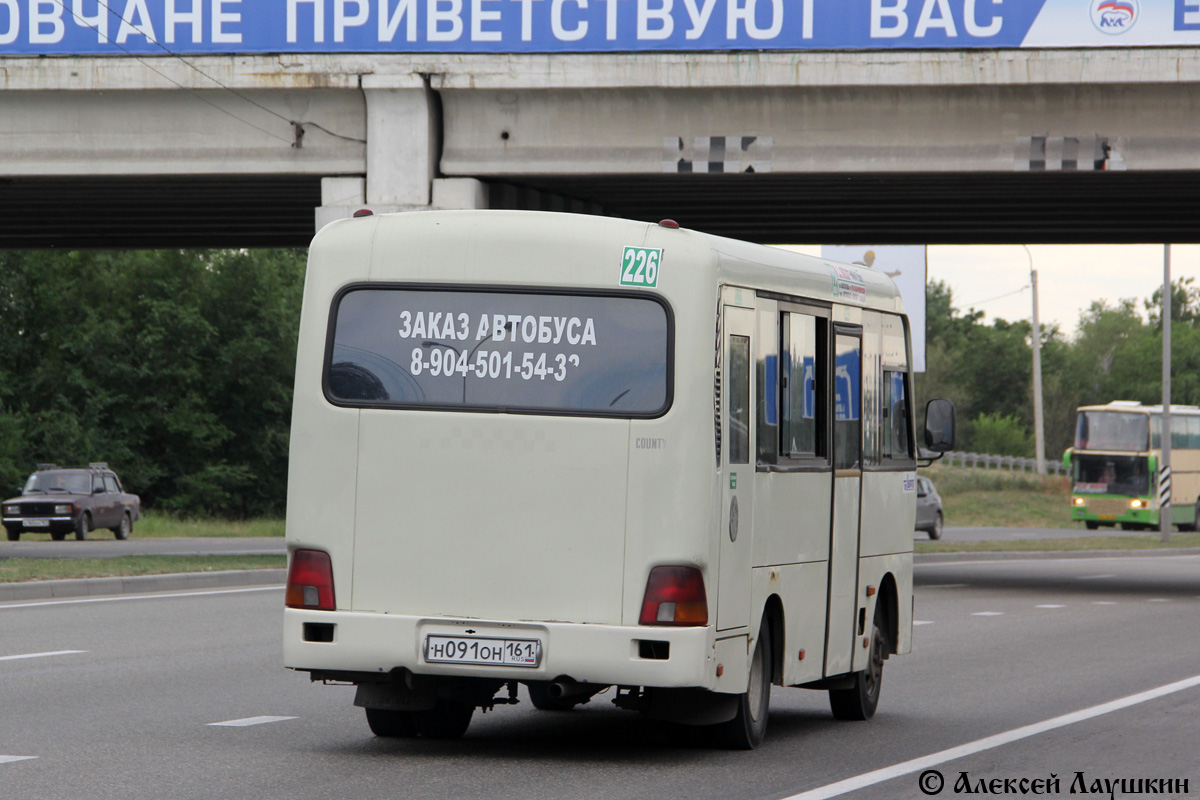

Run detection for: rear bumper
[[283, 608, 719, 690]]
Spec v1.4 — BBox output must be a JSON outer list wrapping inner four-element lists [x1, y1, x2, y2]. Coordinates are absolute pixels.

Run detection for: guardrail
[[940, 450, 1066, 475]]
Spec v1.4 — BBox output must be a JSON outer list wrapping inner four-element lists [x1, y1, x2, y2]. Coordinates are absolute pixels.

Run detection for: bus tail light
[[286, 550, 336, 610], [639, 566, 708, 626]]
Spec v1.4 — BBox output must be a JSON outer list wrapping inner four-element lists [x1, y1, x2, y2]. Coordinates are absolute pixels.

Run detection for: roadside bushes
[[0, 249, 304, 517]]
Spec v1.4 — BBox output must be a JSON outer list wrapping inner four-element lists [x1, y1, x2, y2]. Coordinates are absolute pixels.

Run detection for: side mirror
[[923, 399, 957, 453]]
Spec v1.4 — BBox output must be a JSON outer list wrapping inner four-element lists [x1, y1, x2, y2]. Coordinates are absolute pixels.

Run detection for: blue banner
[[1, 0, 1197, 55]]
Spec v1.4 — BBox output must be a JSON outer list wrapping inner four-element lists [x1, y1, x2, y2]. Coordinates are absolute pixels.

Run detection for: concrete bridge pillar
[[314, 75, 488, 232]]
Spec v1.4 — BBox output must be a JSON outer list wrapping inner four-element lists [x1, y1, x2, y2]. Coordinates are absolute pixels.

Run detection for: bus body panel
[[751, 561, 830, 686], [751, 472, 833, 567], [284, 210, 918, 719], [825, 475, 861, 677], [859, 471, 918, 559], [351, 411, 631, 624], [285, 219, 374, 610]]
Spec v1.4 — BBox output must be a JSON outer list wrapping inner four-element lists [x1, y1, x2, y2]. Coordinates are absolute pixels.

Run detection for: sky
[[785, 244, 1200, 340]]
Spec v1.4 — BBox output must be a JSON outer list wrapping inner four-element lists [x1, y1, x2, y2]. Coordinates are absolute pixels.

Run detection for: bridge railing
[[938, 451, 1066, 476]]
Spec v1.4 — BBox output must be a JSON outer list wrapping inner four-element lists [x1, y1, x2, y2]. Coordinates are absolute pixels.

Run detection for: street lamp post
[[1023, 245, 1047, 476]]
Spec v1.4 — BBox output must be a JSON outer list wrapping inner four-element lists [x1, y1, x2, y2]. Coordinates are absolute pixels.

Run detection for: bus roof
[[1078, 402, 1200, 415], [312, 210, 906, 315]]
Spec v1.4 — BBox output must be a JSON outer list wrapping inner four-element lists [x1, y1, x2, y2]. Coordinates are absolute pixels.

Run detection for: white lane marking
[[0, 650, 87, 662], [972, 612, 1005, 616], [781, 672, 1200, 800], [0, 586, 282, 610], [1093, 601, 1118, 605], [913, 620, 934, 626], [1078, 574, 1117, 580], [0, 756, 37, 764], [924, 584, 968, 589], [1036, 604, 1065, 609], [208, 716, 297, 727], [1148, 598, 1170, 603]]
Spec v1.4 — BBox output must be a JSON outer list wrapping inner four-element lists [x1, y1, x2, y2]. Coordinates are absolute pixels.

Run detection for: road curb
[[0, 568, 286, 602], [915, 547, 1200, 563]]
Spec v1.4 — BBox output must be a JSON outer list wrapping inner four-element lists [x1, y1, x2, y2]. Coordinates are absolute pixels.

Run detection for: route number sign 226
[[620, 247, 662, 288]]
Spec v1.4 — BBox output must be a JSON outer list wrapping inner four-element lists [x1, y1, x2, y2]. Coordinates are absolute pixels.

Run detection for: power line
[[962, 285, 1030, 309], [48, 0, 366, 147]]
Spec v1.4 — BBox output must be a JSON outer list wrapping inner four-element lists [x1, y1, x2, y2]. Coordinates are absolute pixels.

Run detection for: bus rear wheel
[[365, 707, 417, 738], [713, 618, 771, 749], [829, 605, 887, 721], [412, 700, 474, 739]]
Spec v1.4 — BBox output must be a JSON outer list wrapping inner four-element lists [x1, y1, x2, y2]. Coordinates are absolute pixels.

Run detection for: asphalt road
[[0, 524, 1142, 560], [1, 553, 1197, 800]]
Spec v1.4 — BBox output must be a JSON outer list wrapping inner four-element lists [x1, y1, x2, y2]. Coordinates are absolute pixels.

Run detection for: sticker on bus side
[[620, 247, 662, 288]]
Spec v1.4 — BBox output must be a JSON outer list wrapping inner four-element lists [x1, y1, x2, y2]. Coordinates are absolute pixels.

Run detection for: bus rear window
[[325, 286, 672, 417]]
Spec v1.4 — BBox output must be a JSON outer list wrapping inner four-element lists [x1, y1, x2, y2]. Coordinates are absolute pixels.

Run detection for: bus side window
[[781, 312, 826, 460], [882, 369, 913, 462], [756, 308, 779, 466], [834, 333, 862, 471], [728, 335, 751, 465]]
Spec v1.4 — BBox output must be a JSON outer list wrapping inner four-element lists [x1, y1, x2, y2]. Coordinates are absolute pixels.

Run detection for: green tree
[[970, 412, 1032, 456], [0, 249, 305, 516]]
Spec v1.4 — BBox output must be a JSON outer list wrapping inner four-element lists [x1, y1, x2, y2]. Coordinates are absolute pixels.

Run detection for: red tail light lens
[[286, 549, 336, 610], [639, 566, 708, 626]]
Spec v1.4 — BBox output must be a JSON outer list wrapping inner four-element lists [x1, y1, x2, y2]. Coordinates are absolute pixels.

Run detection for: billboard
[[2, 0, 1199, 56]]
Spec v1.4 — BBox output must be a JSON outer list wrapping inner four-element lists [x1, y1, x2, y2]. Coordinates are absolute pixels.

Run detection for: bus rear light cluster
[[286, 549, 336, 610], [639, 566, 708, 626]]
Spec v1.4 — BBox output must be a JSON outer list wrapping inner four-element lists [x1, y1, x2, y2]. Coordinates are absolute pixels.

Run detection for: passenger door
[[89, 474, 111, 527], [101, 475, 121, 527], [825, 327, 863, 676], [718, 304, 755, 632]]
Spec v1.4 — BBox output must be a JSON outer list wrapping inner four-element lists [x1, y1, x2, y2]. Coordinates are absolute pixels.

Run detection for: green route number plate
[[620, 246, 662, 288]]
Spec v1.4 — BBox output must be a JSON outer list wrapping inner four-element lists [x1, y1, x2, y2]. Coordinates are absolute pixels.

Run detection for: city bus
[[282, 210, 954, 749], [1068, 401, 1200, 531]]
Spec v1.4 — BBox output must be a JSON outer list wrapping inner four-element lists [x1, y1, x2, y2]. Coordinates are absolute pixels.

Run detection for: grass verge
[[915, 533, 1200, 554], [0, 555, 286, 583], [132, 512, 284, 538], [925, 464, 1072, 529]]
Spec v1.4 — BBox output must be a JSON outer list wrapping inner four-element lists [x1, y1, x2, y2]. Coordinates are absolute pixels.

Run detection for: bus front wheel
[[713, 618, 771, 749], [829, 605, 887, 721]]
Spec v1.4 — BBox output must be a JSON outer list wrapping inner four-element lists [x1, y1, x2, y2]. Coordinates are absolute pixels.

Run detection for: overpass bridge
[[3, 3, 1200, 248]]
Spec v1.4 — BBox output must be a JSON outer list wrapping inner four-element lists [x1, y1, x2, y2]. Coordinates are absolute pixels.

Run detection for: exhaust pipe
[[547, 679, 594, 699]]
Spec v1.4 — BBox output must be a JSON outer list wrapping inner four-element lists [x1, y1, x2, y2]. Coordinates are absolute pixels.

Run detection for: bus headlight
[[1072, 497, 1085, 507], [1130, 499, 1147, 509]]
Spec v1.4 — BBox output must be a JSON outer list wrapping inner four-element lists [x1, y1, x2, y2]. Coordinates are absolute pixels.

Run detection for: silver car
[[915, 476, 944, 540]]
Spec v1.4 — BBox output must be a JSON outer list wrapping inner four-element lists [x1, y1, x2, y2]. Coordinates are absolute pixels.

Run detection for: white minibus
[[283, 210, 954, 749]]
